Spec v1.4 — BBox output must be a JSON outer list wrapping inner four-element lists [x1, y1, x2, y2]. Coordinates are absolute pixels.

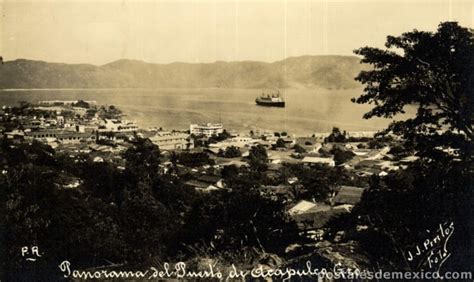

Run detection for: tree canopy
[[218, 145, 242, 158], [248, 145, 268, 172], [353, 22, 473, 160]]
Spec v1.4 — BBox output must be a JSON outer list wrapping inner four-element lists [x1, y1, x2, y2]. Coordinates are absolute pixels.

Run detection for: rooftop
[[333, 186, 366, 205]]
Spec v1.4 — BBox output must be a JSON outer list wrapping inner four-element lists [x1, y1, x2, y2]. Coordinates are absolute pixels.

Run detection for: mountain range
[[0, 55, 366, 89]]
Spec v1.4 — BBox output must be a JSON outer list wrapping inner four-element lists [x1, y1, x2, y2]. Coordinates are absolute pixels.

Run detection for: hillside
[[0, 56, 366, 89]]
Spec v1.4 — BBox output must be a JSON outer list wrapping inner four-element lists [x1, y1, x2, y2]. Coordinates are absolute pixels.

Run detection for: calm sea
[[0, 88, 405, 135]]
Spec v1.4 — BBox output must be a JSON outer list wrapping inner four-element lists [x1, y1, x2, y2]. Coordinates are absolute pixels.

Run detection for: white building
[[346, 131, 376, 138], [149, 131, 193, 150], [25, 130, 96, 144], [98, 119, 139, 133], [209, 137, 257, 149], [190, 123, 224, 137], [75, 124, 99, 133], [301, 156, 336, 167]]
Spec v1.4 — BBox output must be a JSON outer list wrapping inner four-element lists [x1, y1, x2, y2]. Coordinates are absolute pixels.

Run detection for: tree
[[248, 145, 268, 172], [175, 152, 214, 167], [219, 145, 242, 158], [178, 186, 303, 256], [0, 138, 128, 280], [367, 138, 386, 149], [119, 190, 176, 261], [85, 108, 97, 119], [325, 127, 347, 143], [332, 147, 355, 165], [347, 23, 474, 271], [279, 163, 336, 202], [80, 160, 123, 201], [98, 105, 122, 119], [293, 144, 306, 154], [122, 137, 161, 182], [348, 160, 473, 272], [275, 138, 286, 148], [221, 164, 240, 180], [353, 22, 473, 160], [72, 100, 90, 108], [208, 130, 232, 144]]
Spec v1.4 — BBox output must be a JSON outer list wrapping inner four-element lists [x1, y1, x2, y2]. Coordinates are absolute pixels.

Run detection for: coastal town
[[2, 0, 473, 276], [1, 99, 420, 261]]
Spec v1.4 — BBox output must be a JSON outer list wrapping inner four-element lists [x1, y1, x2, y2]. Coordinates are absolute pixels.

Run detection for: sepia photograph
[[0, 0, 473, 280]]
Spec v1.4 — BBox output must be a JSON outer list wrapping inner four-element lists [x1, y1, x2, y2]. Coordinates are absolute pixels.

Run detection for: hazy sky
[[1, 0, 473, 65]]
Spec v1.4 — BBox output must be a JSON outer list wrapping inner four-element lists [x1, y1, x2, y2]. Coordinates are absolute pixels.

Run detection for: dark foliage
[[218, 145, 242, 158], [353, 22, 473, 161], [324, 127, 347, 143], [331, 147, 356, 165], [323, 22, 474, 273], [97, 105, 122, 119], [0, 135, 301, 280], [248, 145, 268, 172], [293, 144, 306, 154], [178, 173, 303, 256], [71, 100, 90, 108], [174, 151, 214, 167], [207, 129, 232, 144], [275, 138, 286, 148], [278, 163, 337, 202]]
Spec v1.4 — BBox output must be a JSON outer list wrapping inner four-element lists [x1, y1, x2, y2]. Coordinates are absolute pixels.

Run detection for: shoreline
[[0, 86, 362, 92]]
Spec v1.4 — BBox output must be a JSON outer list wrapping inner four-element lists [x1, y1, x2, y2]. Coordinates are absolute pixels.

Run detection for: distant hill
[[0, 56, 367, 89]]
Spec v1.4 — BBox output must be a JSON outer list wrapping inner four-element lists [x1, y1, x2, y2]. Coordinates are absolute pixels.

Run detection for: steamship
[[255, 89, 285, 107]]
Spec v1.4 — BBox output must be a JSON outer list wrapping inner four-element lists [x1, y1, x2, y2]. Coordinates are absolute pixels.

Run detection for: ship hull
[[255, 99, 285, 107]]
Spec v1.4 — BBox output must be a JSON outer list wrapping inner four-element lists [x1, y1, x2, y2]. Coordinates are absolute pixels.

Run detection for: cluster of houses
[[157, 127, 420, 243], [286, 186, 364, 237], [2, 101, 421, 245]]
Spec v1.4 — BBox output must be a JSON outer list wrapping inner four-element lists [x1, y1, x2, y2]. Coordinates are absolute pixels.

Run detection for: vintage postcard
[[0, 0, 472, 280]]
